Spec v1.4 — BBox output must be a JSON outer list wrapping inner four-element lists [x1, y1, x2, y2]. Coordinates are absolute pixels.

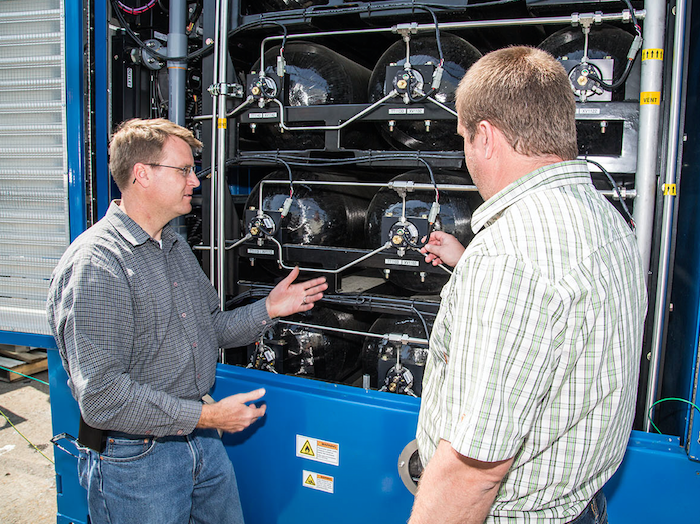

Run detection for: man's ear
[[478, 120, 507, 160], [131, 163, 150, 187]]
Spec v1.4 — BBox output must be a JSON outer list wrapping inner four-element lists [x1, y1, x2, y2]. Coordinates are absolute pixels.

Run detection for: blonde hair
[[109, 118, 203, 190], [455, 46, 578, 161]]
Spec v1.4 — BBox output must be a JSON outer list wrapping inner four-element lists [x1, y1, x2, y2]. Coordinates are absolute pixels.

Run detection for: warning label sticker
[[302, 470, 334, 494], [296, 435, 340, 466]]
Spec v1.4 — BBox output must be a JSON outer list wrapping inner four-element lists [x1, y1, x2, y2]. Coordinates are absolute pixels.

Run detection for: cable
[[0, 407, 54, 464], [110, 0, 213, 63], [647, 397, 700, 435], [0, 365, 49, 386], [584, 159, 635, 230], [115, 0, 157, 15]]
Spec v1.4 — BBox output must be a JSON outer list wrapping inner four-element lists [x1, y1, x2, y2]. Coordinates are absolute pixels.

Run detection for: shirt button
[[197, 373, 201, 379], [181, 313, 186, 318], [173, 282, 178, 287], [262, 320, 267, 325], [192, 342, 197, 348], [177, 429, 183, 435]]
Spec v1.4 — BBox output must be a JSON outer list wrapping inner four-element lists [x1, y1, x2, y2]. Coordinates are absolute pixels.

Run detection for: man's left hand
[[265, 266, 328, 318]]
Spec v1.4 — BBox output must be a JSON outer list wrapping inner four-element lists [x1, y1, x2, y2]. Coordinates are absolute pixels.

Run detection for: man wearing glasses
[[47, 118, 327, 524]]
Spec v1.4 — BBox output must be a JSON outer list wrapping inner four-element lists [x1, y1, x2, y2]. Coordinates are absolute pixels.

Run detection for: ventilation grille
[[0, 0, 69, 336]]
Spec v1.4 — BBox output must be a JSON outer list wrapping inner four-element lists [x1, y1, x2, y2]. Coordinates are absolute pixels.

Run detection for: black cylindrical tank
[[251, 42, 375, 150], [538, 24, 637, 102], [246, 170, 372, 248], [365, 170, 481, 294], [263, 307, 367, 382], [362, 315, 431, 396], [368, 33, 482, 151]]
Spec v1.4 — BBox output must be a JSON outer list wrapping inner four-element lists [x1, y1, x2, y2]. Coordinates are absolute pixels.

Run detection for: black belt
[[105, 431, 154, 440]]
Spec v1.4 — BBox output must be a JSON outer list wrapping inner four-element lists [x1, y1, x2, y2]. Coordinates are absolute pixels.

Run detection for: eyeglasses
[[145, 164, 197, 177]]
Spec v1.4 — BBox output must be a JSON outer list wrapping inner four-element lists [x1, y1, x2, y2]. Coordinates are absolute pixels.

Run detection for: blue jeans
[[567, 491, 608, 524], [77, 428, 244, 524]]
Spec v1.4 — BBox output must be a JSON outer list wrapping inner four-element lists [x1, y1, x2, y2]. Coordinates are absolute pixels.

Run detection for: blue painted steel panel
[[605, 431, 700, 522], [65, 0, 87, 241], [48, 350, 89, 524], [48, 361, 700, 522], [94, 0, 111, 219], [212, 365, 420, 524], [213, 366, 700, 524], [0, 331, 56, 349]]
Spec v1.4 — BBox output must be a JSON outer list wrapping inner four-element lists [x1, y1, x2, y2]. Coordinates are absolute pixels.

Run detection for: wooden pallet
[[0, 348, 48, 382]]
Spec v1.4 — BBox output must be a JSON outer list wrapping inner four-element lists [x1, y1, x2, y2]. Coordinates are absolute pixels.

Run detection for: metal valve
[[248, 213, 276, 239]]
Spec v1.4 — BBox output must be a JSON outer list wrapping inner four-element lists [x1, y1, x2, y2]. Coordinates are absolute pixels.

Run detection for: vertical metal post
[[208, 0, 221, 285], [168, 0, 187, 126], [634, 0, 667, 278], [168, 0, 189, 239], [644, 0, 687, 431], [216, 0, 230, 309]]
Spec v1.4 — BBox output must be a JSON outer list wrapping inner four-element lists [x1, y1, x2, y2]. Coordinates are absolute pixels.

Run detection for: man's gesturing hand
[[197, 388, 267, 433]]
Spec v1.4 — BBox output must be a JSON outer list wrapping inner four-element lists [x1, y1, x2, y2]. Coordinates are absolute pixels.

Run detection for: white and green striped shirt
[[416, 160, 647, 523]]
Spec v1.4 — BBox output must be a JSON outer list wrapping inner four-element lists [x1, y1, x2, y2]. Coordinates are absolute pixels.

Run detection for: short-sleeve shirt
[[416, 160, 647, 523]]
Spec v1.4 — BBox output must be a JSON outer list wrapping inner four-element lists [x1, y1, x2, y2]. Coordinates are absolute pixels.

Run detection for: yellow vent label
[[642, 49, 664, 61], [217, 118, 227, 129], [640, 91, 661, 105], [663, 183, 677, 196]]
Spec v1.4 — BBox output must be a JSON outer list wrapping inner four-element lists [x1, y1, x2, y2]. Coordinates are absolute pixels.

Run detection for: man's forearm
[[409, 440, 512, 524]]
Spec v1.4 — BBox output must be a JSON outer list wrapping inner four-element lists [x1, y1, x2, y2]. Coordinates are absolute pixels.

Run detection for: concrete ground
[[0, 370, 57, 524]]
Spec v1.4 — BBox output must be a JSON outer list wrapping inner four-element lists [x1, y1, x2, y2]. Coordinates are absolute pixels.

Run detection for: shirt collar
[[470, 160, 592, 234], [105, 200, 178, 250]]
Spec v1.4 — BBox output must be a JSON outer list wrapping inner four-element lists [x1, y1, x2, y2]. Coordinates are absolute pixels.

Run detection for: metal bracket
[[208, 83, 244, 98]]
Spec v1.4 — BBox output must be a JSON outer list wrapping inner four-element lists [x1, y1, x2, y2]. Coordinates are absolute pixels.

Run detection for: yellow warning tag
[[663, 183, 677, 196], [305, 474, 316, 486], [300, 440, 315, 457], [217, 118, 227, 129], [640, 91, 661, 105], [642, 49, 664, 61]]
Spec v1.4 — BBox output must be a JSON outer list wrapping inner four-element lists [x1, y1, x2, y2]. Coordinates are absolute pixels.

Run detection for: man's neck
[[481, 154, 565, 201], [118, 198, 165, 240]]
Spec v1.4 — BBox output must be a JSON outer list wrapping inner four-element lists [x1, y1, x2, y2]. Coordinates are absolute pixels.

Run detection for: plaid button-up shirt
[[47, 201, 272, 437], [417, 160, 647, 523]]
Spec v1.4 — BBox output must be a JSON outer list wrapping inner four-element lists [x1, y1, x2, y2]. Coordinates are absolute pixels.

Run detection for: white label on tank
[[407, 108, 425, 115], [247, 248, 275, 255], [385, 258, 420, 267], [126, 68, 133, 89], [248, 112, 278, 119], [296, 435, 340, 466], [388, 108, 407, 115], [576, 107, 601, 115], [303, 470, 335, 494]]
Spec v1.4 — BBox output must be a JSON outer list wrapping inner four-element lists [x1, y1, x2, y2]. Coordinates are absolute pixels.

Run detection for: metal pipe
[[216, 0, 230, 308], [269, 91, 399, 132], [644, 0, 686, 432], [258, 10, 646, 72], [266, 238, 393, 274], [256, 178, 633, 199], [278, 320, 429, 346], [168, 0, 187, 126], [634, 0, 667, 279], [168, 0, 189, 239], [208, 0, 222, 284]]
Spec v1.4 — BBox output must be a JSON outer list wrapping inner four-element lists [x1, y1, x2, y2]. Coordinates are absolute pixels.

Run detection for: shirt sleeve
[[441, 253, 563, 463], [195, 259, 274, 348], [50, 251, 202, 437]]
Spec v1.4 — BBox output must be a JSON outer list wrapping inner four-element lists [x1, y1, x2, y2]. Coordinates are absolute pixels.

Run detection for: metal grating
[[0, 0, 69, 336]]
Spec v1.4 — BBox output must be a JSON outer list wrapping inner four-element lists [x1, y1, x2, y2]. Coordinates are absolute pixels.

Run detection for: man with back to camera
[[46, 118, 328, 524], [408, 47, 647, 524]]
